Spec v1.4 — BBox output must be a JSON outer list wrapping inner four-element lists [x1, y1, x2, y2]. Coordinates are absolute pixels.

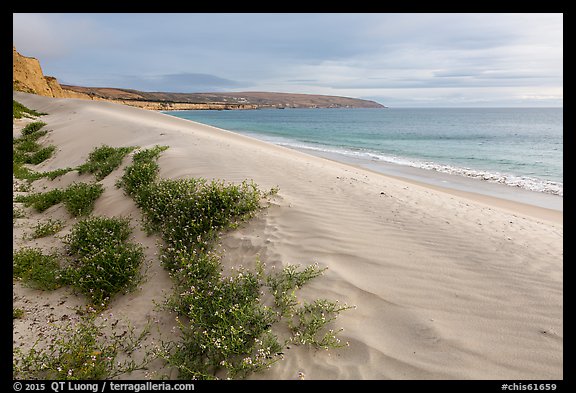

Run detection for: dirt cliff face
[[13, 46, 55, 97], [13, 46, 93, 100]]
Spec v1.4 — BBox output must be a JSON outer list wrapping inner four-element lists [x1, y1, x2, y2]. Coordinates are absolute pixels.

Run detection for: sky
[[13, 13, 563, 107]]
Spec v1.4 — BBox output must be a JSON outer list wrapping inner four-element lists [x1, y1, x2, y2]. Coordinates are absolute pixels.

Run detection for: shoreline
[[160, 109, 562, 211], [13, 93, 563, 380], [157, 111, 562, 222], [291, 147, 563, 223]]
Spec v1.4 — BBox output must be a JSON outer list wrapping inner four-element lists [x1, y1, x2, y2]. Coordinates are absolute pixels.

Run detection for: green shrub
[[13, 124, 54, 166], [13, 308, 25, 319], [26, 146, 56, 165], [44, 168, 76, 180], [21, 121, 47, 136], [14, 136, 42, 154], [166, 267, 281, 379], [12, 122, 74, 181], [137, 178, 262, 250], [13, 313, 151, 380], [64, 243, 144, 307], [266, 263, 326, 316], [65, 216, 131, 256], [288, 299, 352, 349], [15, 189, 65, 212], [117, 145, 167, 195], [63, 216, 144, 307], [30, 218, 64, 239], [13, 248, 62, 290], [77, 145, 136, 180], [118, 161, 160, 196], [132, 145, 169, 163], [14, 182, 104, 216], [13, 165, 74, 182], [62, 182, 104, 216], [13, 100, 46, 119]]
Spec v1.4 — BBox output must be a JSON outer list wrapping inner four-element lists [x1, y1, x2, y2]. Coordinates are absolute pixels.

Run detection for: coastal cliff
[[13, 46, 385, 110], [13, 47, 94, 100]]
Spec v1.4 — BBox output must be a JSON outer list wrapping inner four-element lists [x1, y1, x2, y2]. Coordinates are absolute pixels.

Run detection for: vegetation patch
[[13, 308, 25, 319], [13, 100, 46, 119], [13, 121, 56, 168], [15, 182, 104, 217], [21, 121, 48, 136], [15, 188, 65, 212], [13, 205, 26, 223], [120, 146, 351, 379], [62, 216, 145, 308], [29, 218, 64, 239], [13, 312, 151, 380], [13, 248, 63, 291], [12, 101, 352, 379], [138, 178, 261, 251], [116, 145, 167, 196], [12, 104, 153, 380], [62, 182, 105, 216], [14, 123, 132, 183], [77, 145, 136, 181]]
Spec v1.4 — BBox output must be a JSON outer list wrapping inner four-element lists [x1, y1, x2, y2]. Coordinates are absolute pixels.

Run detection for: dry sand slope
[[12, 92, 562, 380]]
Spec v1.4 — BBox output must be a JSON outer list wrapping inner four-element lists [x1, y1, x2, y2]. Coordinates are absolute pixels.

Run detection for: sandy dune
[[12, 92, 562, 380]]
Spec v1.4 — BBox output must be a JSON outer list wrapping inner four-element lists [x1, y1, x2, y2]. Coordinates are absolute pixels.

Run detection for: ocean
[[163, 107, 563, 198]]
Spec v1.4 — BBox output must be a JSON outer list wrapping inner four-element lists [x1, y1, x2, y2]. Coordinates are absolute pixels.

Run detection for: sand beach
[[12, 92, 563, 380]]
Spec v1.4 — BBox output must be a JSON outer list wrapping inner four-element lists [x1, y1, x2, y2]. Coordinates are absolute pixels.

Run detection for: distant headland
[[13, 46, 386, 111]]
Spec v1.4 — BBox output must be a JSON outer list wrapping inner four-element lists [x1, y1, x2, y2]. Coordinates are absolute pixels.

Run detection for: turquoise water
[[164, 108, 563, 196]]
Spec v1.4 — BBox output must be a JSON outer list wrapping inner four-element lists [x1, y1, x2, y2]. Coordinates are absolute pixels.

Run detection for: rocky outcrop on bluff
[[13, 46, 93, 100], [13, 46, 56, 97]]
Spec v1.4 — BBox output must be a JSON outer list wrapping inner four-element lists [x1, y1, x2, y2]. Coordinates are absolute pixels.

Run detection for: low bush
[[77, 145, 136, 180], [13, 248, 62, 290], [15, 182, 104, 217], [21, 121, 47, 136], [62, 182, 104, 217], [13, 312, 151, 380], [63, 216, 145, 308], [13, 100, 46, 119], [29, 218, 64, 239]]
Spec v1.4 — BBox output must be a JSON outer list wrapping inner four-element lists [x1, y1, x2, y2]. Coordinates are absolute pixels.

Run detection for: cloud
[[13, 13, 108, 59], [13, 13, 563, 107]]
